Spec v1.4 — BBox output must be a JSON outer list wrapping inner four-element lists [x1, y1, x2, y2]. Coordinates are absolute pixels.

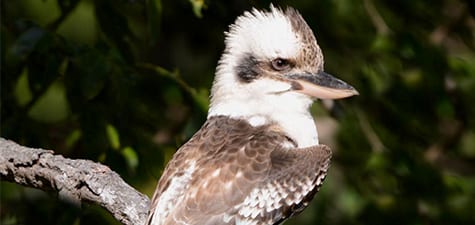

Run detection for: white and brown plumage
[[147, 6, 358, 225]]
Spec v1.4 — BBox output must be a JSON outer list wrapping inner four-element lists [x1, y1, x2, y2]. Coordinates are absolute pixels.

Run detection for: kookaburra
[[147, 6, 358, 225]]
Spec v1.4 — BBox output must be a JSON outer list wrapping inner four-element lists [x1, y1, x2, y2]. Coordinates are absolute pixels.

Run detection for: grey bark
[[0, 138, 150, 225]]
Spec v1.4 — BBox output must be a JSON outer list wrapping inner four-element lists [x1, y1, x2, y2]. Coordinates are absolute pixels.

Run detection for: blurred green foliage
[[1, 0, 475, 225]]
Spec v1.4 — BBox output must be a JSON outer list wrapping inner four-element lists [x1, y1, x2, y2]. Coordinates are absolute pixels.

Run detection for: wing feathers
[[147, 116, 331, 225]]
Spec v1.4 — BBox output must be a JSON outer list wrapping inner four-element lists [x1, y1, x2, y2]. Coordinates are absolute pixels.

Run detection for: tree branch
[[0, 138, 150, 225]]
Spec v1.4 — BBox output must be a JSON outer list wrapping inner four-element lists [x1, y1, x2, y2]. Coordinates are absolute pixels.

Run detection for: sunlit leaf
[[189, 0, 205, 18], [28, 80, 70, 123], [65, 129, 82, 149], [106, 124, 120, 150], [121, 146, 139, 173], [14, 69, 32, 106]]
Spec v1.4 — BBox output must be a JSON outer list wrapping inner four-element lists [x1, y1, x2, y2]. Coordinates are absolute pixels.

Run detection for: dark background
[[2, 0, 475, 224]]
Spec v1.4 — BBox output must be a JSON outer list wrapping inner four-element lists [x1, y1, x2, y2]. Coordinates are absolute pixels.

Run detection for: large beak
[[287, 71, 359, 99]]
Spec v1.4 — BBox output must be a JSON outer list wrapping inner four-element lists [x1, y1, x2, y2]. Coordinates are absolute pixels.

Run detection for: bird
[[147, 6, 358, 225]]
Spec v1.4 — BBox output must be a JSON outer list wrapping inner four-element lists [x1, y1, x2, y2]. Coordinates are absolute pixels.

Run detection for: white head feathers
[[225, 6, 300, 63], [208, 6, 323, 148]]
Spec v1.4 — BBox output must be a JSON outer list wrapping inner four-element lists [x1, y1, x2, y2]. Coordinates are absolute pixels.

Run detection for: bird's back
[[147, 116, 332, 225]]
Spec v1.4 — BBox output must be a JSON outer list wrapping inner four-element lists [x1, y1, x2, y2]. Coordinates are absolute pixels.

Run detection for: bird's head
[[208, 6, 358, 147]]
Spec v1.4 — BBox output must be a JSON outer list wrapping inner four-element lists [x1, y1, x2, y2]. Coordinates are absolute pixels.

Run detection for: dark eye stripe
[[235, 54, 261, 82]]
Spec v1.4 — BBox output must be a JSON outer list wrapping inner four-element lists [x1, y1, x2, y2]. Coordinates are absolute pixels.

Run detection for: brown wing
[[254, 144, 331, 225], [147, 116, 331, 225]]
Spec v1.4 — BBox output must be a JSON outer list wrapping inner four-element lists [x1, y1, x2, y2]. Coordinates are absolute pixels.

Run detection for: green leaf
[[106, 124, 120, 150], [94, 1, 134, 61], [146, 0, 162, 44], [459, 131, 475, 158], [337, 188, 366, 218], [14, 69, 32, 106], [8, 26, 46, 62], [57, 0, 80, 14], [65, 129, 82, 149], [26, 32, 65, 95], [189, 0, 205, 18], [65, 49, 108, 104], [136, 63, 209, 114], [28, 80, 71, 123], [121, 146, 139, 173]]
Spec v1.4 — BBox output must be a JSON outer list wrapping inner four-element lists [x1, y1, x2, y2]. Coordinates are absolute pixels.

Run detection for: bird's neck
[[208, 94, 319, 148]]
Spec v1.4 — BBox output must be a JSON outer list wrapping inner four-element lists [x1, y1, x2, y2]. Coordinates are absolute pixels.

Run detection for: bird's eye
[[271, 58, 291, 71]]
